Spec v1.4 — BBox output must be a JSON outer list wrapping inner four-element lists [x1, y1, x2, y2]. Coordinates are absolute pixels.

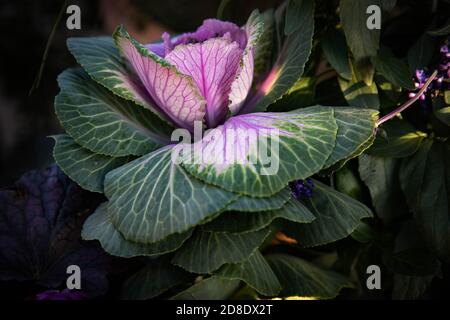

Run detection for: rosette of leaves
[[52, 0, 379, 299]]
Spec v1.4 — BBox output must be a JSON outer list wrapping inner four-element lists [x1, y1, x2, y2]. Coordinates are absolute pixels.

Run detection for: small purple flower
[[415, 69, 428, 84], [409, 38, 449, 108], [290, 178, 314, 200], [440, 43, 449, 56], [35, 289, 87, 300]]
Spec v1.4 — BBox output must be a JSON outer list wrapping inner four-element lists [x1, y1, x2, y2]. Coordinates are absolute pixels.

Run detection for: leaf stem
[[376, 70, 438, 127], [29, 0, 68, 95], [217, 0, 232, 20]]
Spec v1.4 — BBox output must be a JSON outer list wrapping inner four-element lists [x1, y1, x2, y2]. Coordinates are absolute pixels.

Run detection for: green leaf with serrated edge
[[351, 221, 377, 243], [266, 254, 353, 299], [340, 0, 380, 60], [367, 119, 426, 158], [284, 0, 303, 35], [52, 134, 128, 193], [283, 180, 372, 247], [359, 154, 406, 224], [435, 107, 450, 126], [182, 106, 338, 197], [170, 276, 241, 300], [322, 29, 352, 80], [321, 127, 376, 175], [55, 68, 172, 157], [338, 77, 380, 109], [67, 36, 173, 126], [253, 9, 275, 79], [371, 55, 415, 90], [172, 228, 270, 274], [400, 140, 450, 262], [81, 203, 193, 258], [323, 108, 378, 169], [227, 188, 291, 212], [121, 256, 191, 300], [215, 251, 281, 296], [249, 0, 314, 112], [203, 198, 315, 234], [105, 145, 237, 244]]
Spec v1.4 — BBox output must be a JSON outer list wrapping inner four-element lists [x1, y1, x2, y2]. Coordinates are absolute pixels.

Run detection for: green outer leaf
[[283, 180, 373, 247], [67, 36, 172, 125], [322, 123, 376, 174], [367, 119, 426, 158], [244, 9, 265, 48], [226, 188, 291, 212], [266, 254, 353, 299], [55, 68, 171, 157], [203, 198, 315, 234], [182, 106, 338, 197], [338, 77, 380, 109], [170, 276, 241, 300], [340, 0, 380, 60], [121, 256, 191, 300], [253, 9, 275, 79], [399, 139, 450, 261], [251, 0, 314, 112], [323, 108, 378, 169], [435, 107, 450, 126], [321, 29, 352, 80], [52, 134, 128, 193], [172, 228, 270, 274], [359, 154, 406, 224], [81, 203, 193, 258], [371, 55, 415, 90], [215, 251, 281, 296], [105, 145, 237, 244], [285, 0, 303, 35]]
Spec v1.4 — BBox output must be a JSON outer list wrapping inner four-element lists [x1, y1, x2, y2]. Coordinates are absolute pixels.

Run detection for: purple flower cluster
[[409, 39, 449, 105], [290, 178, 314, 200]]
